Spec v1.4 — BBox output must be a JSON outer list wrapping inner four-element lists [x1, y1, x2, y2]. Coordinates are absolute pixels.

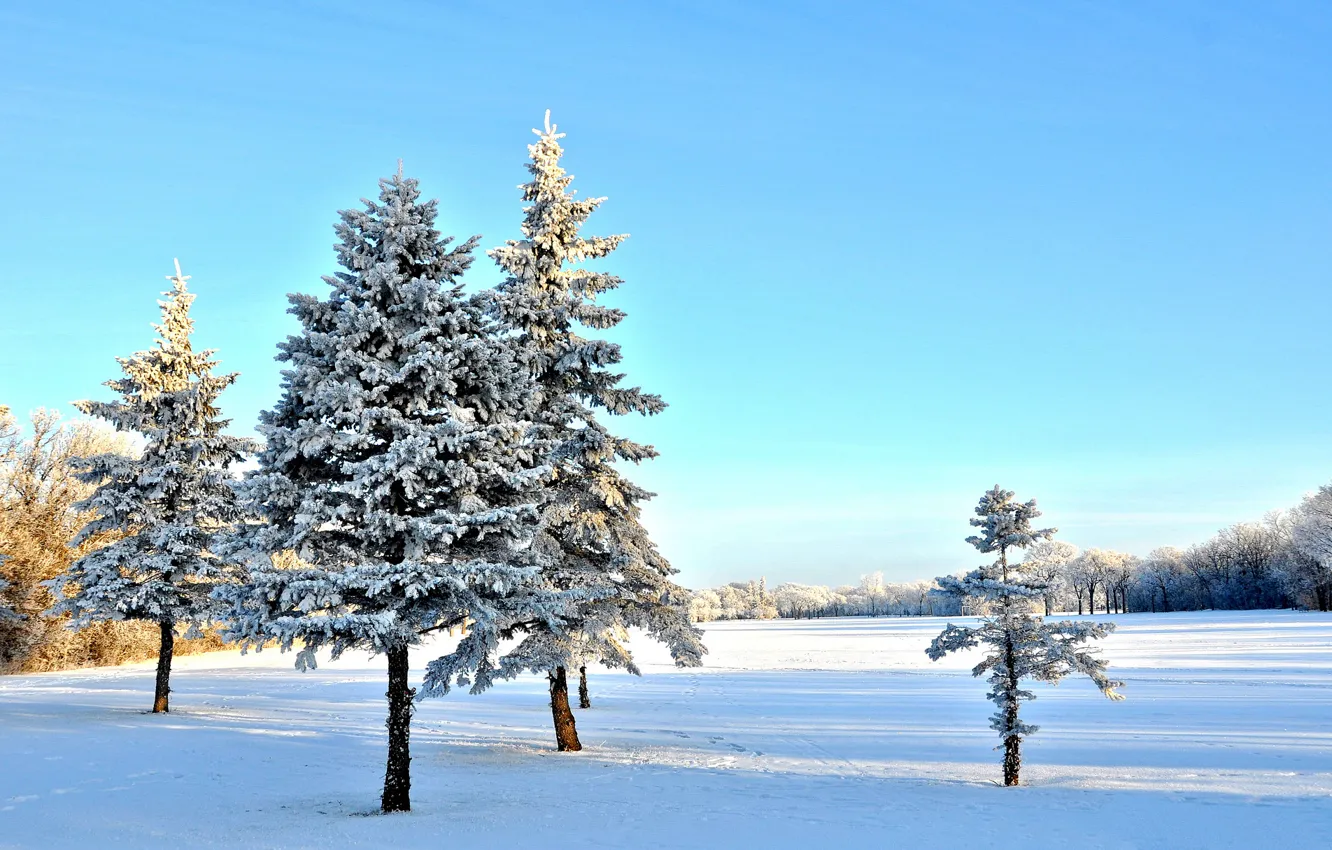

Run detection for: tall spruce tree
[[219, 171, 564, 813], [483, 112, 704, 752], [48, 261, 250, 712], [927, 486, 1124, 786]]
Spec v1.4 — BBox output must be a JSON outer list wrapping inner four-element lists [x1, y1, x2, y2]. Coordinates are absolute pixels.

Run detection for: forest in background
[[690, 488, 1332, 622], [7, 401, 1332, 669]]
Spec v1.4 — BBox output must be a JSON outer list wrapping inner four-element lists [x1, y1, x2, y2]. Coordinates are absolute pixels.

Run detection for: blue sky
[[2, 1, 1329, 587]]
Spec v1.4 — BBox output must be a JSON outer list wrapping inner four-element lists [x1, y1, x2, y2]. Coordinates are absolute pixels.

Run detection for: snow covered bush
[[928, 486, 1123, 786], [0, 576, 19, 624], [1, 408, 227, 672]]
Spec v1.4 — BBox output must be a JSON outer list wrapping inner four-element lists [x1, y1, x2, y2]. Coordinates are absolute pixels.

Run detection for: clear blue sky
[[2, 1, 1329, 588]]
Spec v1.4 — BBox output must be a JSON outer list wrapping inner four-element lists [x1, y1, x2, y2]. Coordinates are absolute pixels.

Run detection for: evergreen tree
[[927, 486, 1124, 786], [484, 112, 705, 751], [219, 171, 564, 813], [48, 261, 250, 712]]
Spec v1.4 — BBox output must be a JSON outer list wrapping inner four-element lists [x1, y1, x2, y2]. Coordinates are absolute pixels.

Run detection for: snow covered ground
[[3, 610, 1331, 849]]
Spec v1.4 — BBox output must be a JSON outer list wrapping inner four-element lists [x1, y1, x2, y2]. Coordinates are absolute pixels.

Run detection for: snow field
[[2, 610, 1331, 849]]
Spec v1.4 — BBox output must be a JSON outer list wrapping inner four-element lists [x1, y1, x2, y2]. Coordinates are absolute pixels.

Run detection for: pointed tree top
[[535, 109, 564, 140], [166, 258, 190, 291], [397, 158, 404, 179]]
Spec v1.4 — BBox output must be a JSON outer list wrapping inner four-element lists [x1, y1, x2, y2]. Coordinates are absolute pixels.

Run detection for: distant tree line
[[690, 483, 1332, 622], [688, 574, 965, 622], [1028, 496, 1332, 615]]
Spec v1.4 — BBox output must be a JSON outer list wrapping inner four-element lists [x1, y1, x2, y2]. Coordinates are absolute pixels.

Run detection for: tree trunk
[[548, 666, 582, 751], [1002, 615, 1022, 786], [381, 645, 414, 813], [152, 621, 175, 713], [998, 546, 1021, 788], [578, 665, 591, 709], [1003, 731, 1022, 787]]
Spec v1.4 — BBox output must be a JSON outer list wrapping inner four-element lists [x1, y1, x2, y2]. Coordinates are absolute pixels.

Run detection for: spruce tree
[[219, 171, 563, 813], [927, 485, 1124, 786], [48, 261, 250, 712], [485, 112, 705, 751]]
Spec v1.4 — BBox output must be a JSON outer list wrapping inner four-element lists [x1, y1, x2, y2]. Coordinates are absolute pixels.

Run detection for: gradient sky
[[2, 1, 1329, 588]]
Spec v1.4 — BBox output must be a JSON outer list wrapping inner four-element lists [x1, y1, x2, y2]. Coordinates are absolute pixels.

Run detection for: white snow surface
[[3, 610, 1331, 849]]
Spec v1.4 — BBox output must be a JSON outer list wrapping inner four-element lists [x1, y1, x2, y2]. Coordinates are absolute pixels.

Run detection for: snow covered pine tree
[[48, 261, 251, 713], [219, 170, 564, 813], [485, 112, 705, 751], [927, 486, 1123, 786]]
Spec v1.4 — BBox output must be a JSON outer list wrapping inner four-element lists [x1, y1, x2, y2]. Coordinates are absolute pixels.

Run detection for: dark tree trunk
[[1002, 620, 1022, 786], [578, 665, 591, 709], [381, 645, 414, 813], [548, 666, 582, 751], [152, 621, 174, 713], [996, 547, 1022, 789], [1003, 731, 1022, 787]]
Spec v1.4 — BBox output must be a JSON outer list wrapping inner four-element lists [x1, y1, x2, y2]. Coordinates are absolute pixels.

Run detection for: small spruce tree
[[927, 485, 1124, 786], [484, 113, 705, 752], [48, 261, 251, 712], [220, 171, 564, 813]]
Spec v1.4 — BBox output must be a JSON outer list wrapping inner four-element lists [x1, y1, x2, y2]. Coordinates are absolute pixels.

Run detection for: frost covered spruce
[[48, 261, 250, 713], [928, 486, 1124, 786], [219, 170, 564, 813], [486, 112, 704, 751]]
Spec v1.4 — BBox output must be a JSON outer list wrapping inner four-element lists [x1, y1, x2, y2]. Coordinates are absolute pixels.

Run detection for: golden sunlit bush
[[0, 406, 231, 674]]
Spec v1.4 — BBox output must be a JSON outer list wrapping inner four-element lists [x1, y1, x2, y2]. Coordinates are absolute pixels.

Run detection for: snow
[[3, 610, 1331, 849]]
